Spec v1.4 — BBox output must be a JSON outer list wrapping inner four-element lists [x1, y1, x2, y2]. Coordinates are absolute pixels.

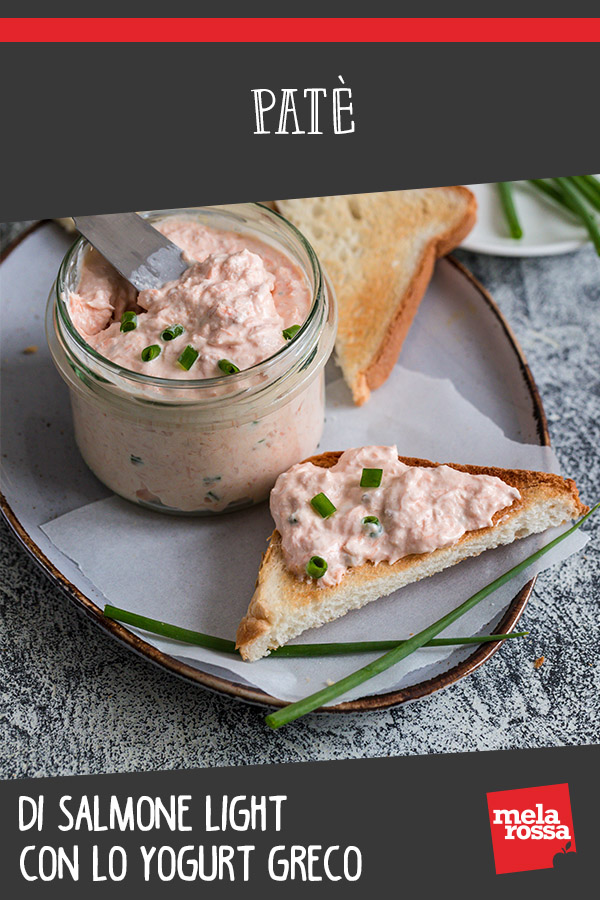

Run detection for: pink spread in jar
[[270, 445, 521, 586], [68, 217, 311, 378], [48, 206, 336, 514]]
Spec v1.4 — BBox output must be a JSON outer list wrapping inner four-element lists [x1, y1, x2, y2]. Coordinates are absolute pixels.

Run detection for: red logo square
[[487, 783, 576, 875]]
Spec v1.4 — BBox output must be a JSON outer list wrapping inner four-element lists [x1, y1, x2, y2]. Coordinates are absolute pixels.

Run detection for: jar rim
[[54, 203, 327, 393]]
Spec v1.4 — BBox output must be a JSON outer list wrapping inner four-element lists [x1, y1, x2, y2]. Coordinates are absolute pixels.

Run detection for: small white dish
[[461, 179, 599, 257]]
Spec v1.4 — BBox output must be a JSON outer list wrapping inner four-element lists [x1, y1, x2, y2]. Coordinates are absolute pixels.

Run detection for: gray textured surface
[[1, 220, 599, 779]]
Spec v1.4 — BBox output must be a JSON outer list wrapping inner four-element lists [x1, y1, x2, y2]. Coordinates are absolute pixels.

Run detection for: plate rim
[[460, 236, 587, 258], [0, 222, 549, 714]]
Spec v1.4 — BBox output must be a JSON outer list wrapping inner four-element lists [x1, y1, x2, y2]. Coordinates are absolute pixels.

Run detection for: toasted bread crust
[[276, 188, 477, 404], [364, 187, 476, 399], [236, 452, 587, 660]]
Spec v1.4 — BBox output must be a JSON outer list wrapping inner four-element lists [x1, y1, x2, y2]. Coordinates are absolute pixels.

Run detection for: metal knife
[[73, 212, 189, 291]]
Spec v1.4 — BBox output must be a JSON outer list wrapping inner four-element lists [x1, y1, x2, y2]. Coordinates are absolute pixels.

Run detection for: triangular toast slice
[[236, 452, 587, 661], [275, 188, 477, 405]]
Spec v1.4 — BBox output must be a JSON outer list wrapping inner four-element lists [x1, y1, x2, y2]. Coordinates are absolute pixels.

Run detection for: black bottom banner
[[2, 744, 597, 897]]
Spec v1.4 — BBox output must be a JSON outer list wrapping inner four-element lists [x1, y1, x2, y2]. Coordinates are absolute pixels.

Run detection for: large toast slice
[[275, 188, 476, 405], [236, 452, 587, 661]]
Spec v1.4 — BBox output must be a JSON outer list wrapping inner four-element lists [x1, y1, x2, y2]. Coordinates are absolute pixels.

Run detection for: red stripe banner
[[1, 17, 599, 43]]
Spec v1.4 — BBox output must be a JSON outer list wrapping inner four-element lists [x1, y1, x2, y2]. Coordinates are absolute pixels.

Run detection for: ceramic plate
[[461, 179, 600, 257], [0, 221, 548, 712]]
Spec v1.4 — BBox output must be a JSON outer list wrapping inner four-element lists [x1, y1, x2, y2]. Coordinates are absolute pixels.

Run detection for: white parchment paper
[[41, 366, 588, 703]]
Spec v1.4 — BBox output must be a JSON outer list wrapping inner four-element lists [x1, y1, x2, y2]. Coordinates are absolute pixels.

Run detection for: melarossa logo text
[[492, 804, 571, 841]]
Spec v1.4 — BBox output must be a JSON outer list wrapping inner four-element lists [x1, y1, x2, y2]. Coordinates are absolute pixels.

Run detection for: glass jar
[[46, 204, 337, 515]]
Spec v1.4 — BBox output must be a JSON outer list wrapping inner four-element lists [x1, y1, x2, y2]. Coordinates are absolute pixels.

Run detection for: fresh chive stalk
[[141, 344, 161, 362], [568, 176, 600, 213], [161, 324, 184, 341], [102, 604, 528, 656], [265, 503, 598, 729], [528, 177, 600, 242], [120, 311, 138, 333], [360, 468, 383, 488], [218, 359, 240, 375], [554, 177, 600, 255], [177, 345, 199, 370], [283, 324, 301, 340], [103, 605, 236, 652], [582, 174, 600, 200], [497, 182, 523, 239], [310, 492, 337, 518], [528, 179, 578, 216], [271, 632, 529, 656]]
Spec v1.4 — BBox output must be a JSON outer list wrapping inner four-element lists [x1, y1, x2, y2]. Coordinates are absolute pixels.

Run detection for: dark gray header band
[[2, 42, 598, 221]]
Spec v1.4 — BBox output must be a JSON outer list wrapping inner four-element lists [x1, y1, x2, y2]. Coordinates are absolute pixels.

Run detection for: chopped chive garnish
[[141, 344, 161, 362], [310, 492, 336, 518], [177, 345, 199, 370], [102, 605, 528, 656], [265, 502, 599, 728], [360, 468, 383, 488], [120, 311, 138, 333], [218, 359, 240, 375], [283, 324, 301, 340], [362, 515, 382, 536], [306, 556, 328, 579], [161, 323, 184, 341]]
